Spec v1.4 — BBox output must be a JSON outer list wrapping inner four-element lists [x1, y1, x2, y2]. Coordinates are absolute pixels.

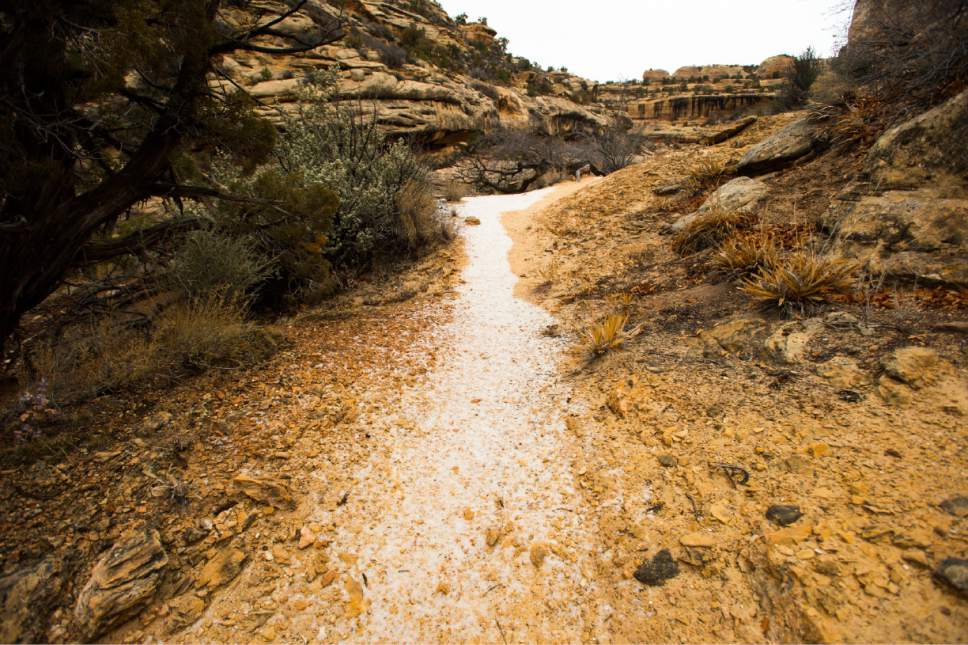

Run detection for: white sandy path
[[320, 186, 607, 643]]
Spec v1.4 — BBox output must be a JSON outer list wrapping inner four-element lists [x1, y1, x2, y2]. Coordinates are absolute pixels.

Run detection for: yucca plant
[[673, 210, 755, 256], [585, 313, 640, 356], [741, 252, 857, 313], [712, 233, 780, 278]]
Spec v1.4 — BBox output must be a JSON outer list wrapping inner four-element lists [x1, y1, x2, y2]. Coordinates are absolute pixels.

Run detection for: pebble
[[657, 455, 678, 468], [633, 549, 679, 586], [766, 505, 803, 527], [530, 543, 549, 567], [298, 527, 316, 550]]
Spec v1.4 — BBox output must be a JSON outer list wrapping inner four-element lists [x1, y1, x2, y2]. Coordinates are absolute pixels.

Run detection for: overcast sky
[[436, 0, 854, 82]]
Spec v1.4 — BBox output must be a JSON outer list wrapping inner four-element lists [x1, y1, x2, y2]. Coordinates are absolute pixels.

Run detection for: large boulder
[[866, 89, 968, 193], [74, 530, 168, 640], [826, 191, 968, 286], [825, 91, 968, 288], [668, 177, 769, 233], [0, 556, 69, 643], [737, 118, 828, 175]]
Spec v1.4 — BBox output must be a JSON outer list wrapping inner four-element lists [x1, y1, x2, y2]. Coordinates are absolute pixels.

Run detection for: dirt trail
[[180, 182, 608, 643]]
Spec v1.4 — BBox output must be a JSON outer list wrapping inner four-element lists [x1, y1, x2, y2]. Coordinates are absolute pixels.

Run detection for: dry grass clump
[[585, 313, 641, 357], [25, 296, 280, 404], [442, 180, 468, 203], [673, 210, 755, 256], [683, 158, 729, 195], [741, 252, 856, 313], [711, 233, 780, 277]]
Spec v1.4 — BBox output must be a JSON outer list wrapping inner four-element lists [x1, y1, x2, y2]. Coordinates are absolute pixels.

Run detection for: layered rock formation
[[216, 0, 616, 148]]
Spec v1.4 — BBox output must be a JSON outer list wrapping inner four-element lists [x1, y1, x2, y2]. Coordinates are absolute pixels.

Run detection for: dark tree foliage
[[0, 0, 342, 355]]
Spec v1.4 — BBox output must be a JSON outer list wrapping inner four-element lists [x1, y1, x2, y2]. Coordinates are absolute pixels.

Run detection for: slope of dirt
[[510, 115, 968, 642], [0, 244, 464, 642]]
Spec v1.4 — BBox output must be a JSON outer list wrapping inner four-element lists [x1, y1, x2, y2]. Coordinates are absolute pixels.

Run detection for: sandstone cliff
[[215, 0, 616, 149]]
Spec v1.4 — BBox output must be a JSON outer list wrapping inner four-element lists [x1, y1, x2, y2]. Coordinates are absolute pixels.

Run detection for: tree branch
[[78, 217, 207, 264]]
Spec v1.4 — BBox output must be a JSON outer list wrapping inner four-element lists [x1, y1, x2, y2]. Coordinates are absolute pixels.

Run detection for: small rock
[[529, 543, 549, 568], [233, 474, 295, 510], [485, 528, 501, 547], [165, 593, 206, 633], [298, 527, 316, 550], [144, 411, 173, 432], [198, 548, 248, 590], [464, 216, 481, 226], [680, 532, 716, 548], [435, 581, 451, 595], [652, 184, 683, 196], [934, 558, 968, 597], [939, 496, 968, 518], [633, 549, 679, 586], [657, 455, 678, 468], [766, 505, 803, 527], [462, 508, 474, 521]]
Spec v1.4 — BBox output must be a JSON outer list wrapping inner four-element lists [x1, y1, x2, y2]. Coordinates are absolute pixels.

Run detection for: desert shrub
[[775, 47, 823, 110], [683, 158, 729, 195], [24, 296, 277, 403], [585, 313, 640, 357], [369, 37, 407, 69], [154, 296, 279, 372], [674, 210, 755, 255], [592, 125, 645, 173], [711, 233, 780, 277], [198, 166, 339, 309], [741, 252, 856, 313], [168, 230, 269, 303], [276, 75, 446, 267], [443, 180, 468, 202]]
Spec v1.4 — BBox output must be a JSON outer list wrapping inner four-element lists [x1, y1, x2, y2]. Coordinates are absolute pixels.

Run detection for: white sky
[[436, 0, 854, 82]]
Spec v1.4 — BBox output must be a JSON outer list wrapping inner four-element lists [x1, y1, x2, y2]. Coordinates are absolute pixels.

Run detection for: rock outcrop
[[825, 90, 968, 287], [737, 117, 828, 175], [218, 0, 616, 148], [73, 530, 168, 640]]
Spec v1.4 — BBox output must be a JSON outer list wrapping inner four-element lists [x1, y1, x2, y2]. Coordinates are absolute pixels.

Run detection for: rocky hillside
[[595, 56, 794, 123], [216, 0, 616, 150]]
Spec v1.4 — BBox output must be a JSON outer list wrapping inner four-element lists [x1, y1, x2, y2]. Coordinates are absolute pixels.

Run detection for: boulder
[[699, 317, 766, 358], [737, 117, 827, 175], [698, 177, 769, 214], [826, 191, 968, 287], [880, 347, 945, 389], [642, 69, 670, 82], [763, 320, 821, 364], [0, 556, 68, 642], [866, 89, 968, 193], [74, 530, 168, 640], [757, 55, 795, 79]]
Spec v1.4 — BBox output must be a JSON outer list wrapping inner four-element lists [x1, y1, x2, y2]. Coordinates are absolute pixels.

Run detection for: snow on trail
[[321, 188, 605, 642]]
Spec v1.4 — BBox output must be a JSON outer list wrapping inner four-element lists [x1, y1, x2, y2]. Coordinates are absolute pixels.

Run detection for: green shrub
[[169, 230, 269, 303]]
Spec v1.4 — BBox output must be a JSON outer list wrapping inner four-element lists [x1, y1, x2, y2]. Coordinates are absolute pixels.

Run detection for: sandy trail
[[311, 185, 604, 642]]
